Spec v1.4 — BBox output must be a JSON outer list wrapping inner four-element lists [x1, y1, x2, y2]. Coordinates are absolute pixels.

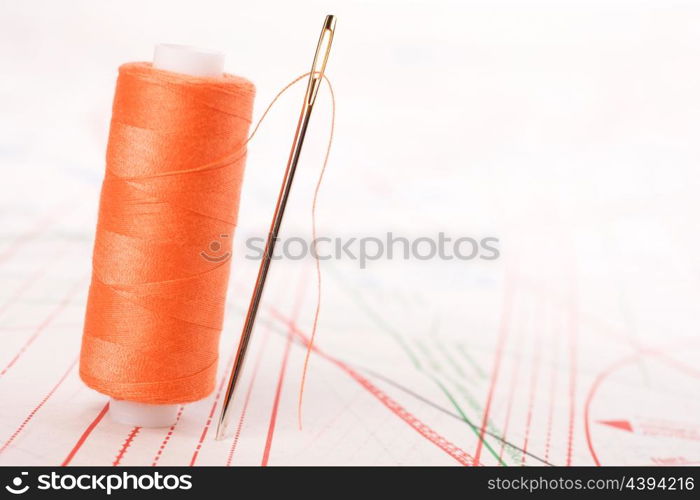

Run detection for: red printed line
[[584, 353, 640, 466], [333, 355, 475, 466], [0, 208, 68, 266], [520, 303, 543, 465], [151, 406, 184, 466], [188, 353, 238, 466], [565, 291, 578, 466], [261, 331, 293, 466], [271, 310, 477, 466], [113, 426, 141, 466], [474, 275, 515, 465], [584, 343, 700, 466], [0, 359, 77, 455], [543, 310, 561, 463], [189, 284, 298, 467], [226, 328, 271, 466], [259, 276, 308, 466], [61, 403, 110, 466], [654, 351, 700, 380], [0, 241, 69, 318], [497, 310, 526, 462], [304, 391, 361, 452], [0, 278, 84, 377], [188, 380, 226, 466]]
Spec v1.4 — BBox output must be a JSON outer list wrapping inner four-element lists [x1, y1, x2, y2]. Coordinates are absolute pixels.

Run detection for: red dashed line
[[151, 406, 184, 466], [474, 275, 515, 465], [497, 309, 526, 463], [520, 303, 543, 466], [261, 331, 293, 466], [304, 391, 361, 451], [271, 310, 477, 466], [188, 354, 237, 466], [113, 426, 141, 466], [61, 403, 110, 466], [226, 328, 271, 466], [259, 276, 308, 466], [583, 346, 690, 466], [565, 291, 578, 466], [0, 278, 84, 377], [584, 351, 644, 466], [333, 354, 475, 466], [544, 311, 561, 463], [190, 286, 299, 467], [0, 359, 77, 455], [0, 241, 70, 318], [189, 385, 224, 466], [0, 207, 70, 266]]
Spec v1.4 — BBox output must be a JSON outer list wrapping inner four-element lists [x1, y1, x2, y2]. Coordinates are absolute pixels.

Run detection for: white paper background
[[0, 0, 699, 466]]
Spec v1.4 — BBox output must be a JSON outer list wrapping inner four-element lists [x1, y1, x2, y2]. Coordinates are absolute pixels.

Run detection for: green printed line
[[455, 343, 487, 379], [414, 339, 442, 373], [413, 340, 506, 465], [337, 279, 421, 370], [441, 374, 521, 465], [433, 337, 467, 378], [429, 376, 507, 466], [330, 268, 509, 465]]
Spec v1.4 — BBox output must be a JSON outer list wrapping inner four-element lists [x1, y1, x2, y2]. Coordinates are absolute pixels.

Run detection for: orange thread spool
[[80, 62, 255, 405]]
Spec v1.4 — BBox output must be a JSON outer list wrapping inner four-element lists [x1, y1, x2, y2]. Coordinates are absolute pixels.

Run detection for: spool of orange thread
[[80, 45, 255, 426]]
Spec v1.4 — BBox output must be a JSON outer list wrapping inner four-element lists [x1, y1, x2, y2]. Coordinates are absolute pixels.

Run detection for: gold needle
[[216, 15, 336, 440]]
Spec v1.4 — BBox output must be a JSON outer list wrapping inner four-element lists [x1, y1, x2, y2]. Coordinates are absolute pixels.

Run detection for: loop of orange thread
[[298, 75, 335, 429], [246, 71, 336, 429], [80, 62, 255, 404]]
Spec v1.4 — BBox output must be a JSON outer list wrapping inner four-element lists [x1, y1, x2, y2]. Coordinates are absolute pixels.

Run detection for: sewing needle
[[216, 15, 336, 440]]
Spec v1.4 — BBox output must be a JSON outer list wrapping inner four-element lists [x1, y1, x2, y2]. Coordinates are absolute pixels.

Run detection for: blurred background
[[0, 0, 699, 466]]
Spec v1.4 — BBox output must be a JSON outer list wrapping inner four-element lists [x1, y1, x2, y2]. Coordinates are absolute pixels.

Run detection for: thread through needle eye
[[215, 15, 336, 441]]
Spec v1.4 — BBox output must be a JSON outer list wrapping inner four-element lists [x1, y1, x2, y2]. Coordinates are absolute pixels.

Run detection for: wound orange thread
[[80, 64, 333, 419], [80, 62, 255, 404]]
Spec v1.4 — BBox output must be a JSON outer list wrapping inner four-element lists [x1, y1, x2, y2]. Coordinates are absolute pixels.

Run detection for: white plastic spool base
[[107, 43, 225, 428]]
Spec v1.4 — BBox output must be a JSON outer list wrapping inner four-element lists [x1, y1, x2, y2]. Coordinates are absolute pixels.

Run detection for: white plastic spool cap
[[153, 43, 225, 77], [108, 43, 225, 428]]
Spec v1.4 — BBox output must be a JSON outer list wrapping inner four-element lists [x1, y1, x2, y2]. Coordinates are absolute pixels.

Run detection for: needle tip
[[215, 426, 224, 441], [215, 414, 227, 441]]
